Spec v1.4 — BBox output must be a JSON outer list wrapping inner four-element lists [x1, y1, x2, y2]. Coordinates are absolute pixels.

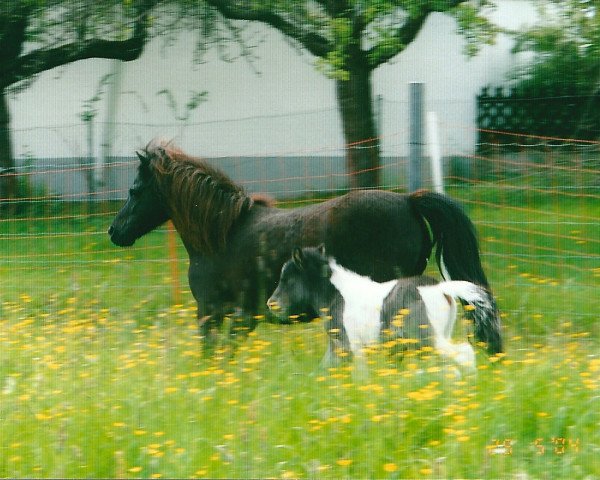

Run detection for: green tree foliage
[[511, 0, 600, 92]]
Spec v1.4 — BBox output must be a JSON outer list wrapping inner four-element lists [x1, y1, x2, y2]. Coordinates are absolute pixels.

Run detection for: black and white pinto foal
[[268, 246, 497, 370]]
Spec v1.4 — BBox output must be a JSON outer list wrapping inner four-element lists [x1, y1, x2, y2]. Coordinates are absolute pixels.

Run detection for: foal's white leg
[[432, 337, 476, 374], [433, 315, 476, 371], [452, 342, 476, 371], [320, 338, 343, 368], [444, 296, 458, 340], [419, 285, 476, 372], [351, 348, 369, 381], [320, 341, 335, 368], [441, 295, 476, 372]]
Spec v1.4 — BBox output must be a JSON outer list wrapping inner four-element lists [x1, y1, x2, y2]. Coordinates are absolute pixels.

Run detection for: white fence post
[[427, 111, 445, 194]]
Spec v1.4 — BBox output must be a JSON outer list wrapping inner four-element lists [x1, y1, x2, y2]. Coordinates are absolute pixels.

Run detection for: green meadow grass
[[0, 189, 598, 479]]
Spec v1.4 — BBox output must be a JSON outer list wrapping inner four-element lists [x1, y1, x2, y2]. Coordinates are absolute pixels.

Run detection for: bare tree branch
[[204, 0, 332, 58], [367, 0, 468, 69], [368, 10, 430, 68], [316, 0, 350, 17], [0, 0, 160, 89]]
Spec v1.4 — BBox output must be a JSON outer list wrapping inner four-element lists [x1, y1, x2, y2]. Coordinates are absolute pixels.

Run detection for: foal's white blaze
[[329, 260, 397, 355]]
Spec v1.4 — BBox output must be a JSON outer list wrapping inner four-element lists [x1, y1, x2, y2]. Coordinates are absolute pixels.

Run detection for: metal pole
[[409, 82, 424, 192], [375, 94, 383, 137]]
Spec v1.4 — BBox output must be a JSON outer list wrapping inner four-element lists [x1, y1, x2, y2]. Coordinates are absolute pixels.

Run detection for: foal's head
[[267, 245, 335, 322]]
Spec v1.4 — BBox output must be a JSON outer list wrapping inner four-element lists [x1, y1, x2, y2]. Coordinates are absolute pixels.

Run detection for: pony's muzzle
[[266, 298, 280, 312], [108, 223, 136, 247]]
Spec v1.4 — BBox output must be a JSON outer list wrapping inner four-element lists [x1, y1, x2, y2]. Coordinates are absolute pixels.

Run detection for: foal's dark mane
[[143, 140, 258, 253]]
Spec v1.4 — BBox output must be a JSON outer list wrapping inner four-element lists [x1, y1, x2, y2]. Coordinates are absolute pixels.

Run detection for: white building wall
[[8, 1, 538, 195]]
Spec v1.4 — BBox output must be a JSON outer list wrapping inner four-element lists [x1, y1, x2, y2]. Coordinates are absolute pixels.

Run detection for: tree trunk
[[0, 88, 16, 215], [336, 60, 380, 189]]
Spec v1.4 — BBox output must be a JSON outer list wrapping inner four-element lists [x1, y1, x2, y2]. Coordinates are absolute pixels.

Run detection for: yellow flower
[[336, 458, 353, 467], [383, 463, 398, 472], [20, 294, 32, 303], [391, 317, 404, 327]]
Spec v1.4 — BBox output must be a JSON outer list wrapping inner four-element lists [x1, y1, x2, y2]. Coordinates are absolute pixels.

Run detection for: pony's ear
[[317, 243, 326, 256], [292, 247, 305, 270], [136, 151, 149, 166]]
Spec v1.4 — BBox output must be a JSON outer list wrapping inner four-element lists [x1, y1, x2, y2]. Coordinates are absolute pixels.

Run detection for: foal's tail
[[409, 191, 503, 354], [439, 281, 502, 352]]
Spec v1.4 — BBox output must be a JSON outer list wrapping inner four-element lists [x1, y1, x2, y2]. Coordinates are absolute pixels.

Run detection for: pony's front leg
[[228, 311, 258, 345], [197, 307, 224, 357], [226, 282, 262, 347]]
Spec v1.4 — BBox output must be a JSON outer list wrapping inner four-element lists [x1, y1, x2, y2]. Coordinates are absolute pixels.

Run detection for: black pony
[[108, 140, 502, 354]]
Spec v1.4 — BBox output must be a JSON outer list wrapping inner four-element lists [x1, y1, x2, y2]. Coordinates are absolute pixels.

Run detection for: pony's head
[[108, 148, 169, 247], [267, 245, 335, 323], [109, 140, 254, 252]]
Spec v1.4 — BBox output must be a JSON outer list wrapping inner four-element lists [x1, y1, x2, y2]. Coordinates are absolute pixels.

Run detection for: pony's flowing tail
[[409, 191, 503, 354]]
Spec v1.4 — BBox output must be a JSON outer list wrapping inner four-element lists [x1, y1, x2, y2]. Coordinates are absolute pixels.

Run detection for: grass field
[[0, 185, 598, 479]]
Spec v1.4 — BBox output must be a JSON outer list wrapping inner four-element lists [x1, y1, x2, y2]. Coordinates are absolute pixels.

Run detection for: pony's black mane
[[142, 140, 254, 253]]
